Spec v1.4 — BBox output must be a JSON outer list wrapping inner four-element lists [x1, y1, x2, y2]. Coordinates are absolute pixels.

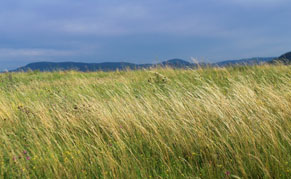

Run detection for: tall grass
[[0, 65, 290, 178]]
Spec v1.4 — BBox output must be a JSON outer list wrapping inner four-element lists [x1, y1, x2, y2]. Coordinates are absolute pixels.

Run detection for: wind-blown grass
[[0, 65, 290, 178]]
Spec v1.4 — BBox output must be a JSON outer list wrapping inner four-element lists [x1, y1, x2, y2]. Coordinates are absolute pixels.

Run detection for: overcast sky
[[0, 0, 290, 70]]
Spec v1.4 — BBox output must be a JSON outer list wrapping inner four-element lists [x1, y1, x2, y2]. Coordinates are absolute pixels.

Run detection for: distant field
[[0, 65, 290, 178]]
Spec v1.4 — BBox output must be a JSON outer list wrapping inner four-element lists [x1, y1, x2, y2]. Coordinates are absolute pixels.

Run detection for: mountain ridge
[[12, 59, 196, 72], [214, 57, 274, 66], [270, 51, 291, 64], [10, 56, 279, 72]]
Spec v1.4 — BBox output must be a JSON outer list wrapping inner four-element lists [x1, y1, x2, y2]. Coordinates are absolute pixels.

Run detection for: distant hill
[[12, 59, 195, 72], [14, 62, 143, 72], [270, 51, 291, 64], [214, 57, 274, 66], [158, 59, 197, 68], [11, 57, 277, 72]]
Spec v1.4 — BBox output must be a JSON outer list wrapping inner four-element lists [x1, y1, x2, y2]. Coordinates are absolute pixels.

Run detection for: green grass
[[0, 65, 290, 178]]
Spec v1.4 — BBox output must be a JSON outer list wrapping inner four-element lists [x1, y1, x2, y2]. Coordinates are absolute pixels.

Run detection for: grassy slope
[[0, 65, 290, 178]]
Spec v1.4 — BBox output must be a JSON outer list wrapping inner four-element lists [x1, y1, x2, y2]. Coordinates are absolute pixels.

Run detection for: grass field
[[0, 65, 290, 178]]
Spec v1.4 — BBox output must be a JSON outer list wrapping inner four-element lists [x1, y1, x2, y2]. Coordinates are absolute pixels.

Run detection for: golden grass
[[0, 65, 290, 178]]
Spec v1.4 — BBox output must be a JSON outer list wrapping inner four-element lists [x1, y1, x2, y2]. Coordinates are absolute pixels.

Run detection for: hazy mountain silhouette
[[270, 51, 291, 64], [11, 56, 279, 72], [158, 59, 198, 68], [214, 57, 274, 66], [14, 62, 142, 72], [12, 59, 195, 72]]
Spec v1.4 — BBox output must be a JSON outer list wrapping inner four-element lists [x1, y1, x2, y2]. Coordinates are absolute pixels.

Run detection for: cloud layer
[[0, 0, 290, 70]]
